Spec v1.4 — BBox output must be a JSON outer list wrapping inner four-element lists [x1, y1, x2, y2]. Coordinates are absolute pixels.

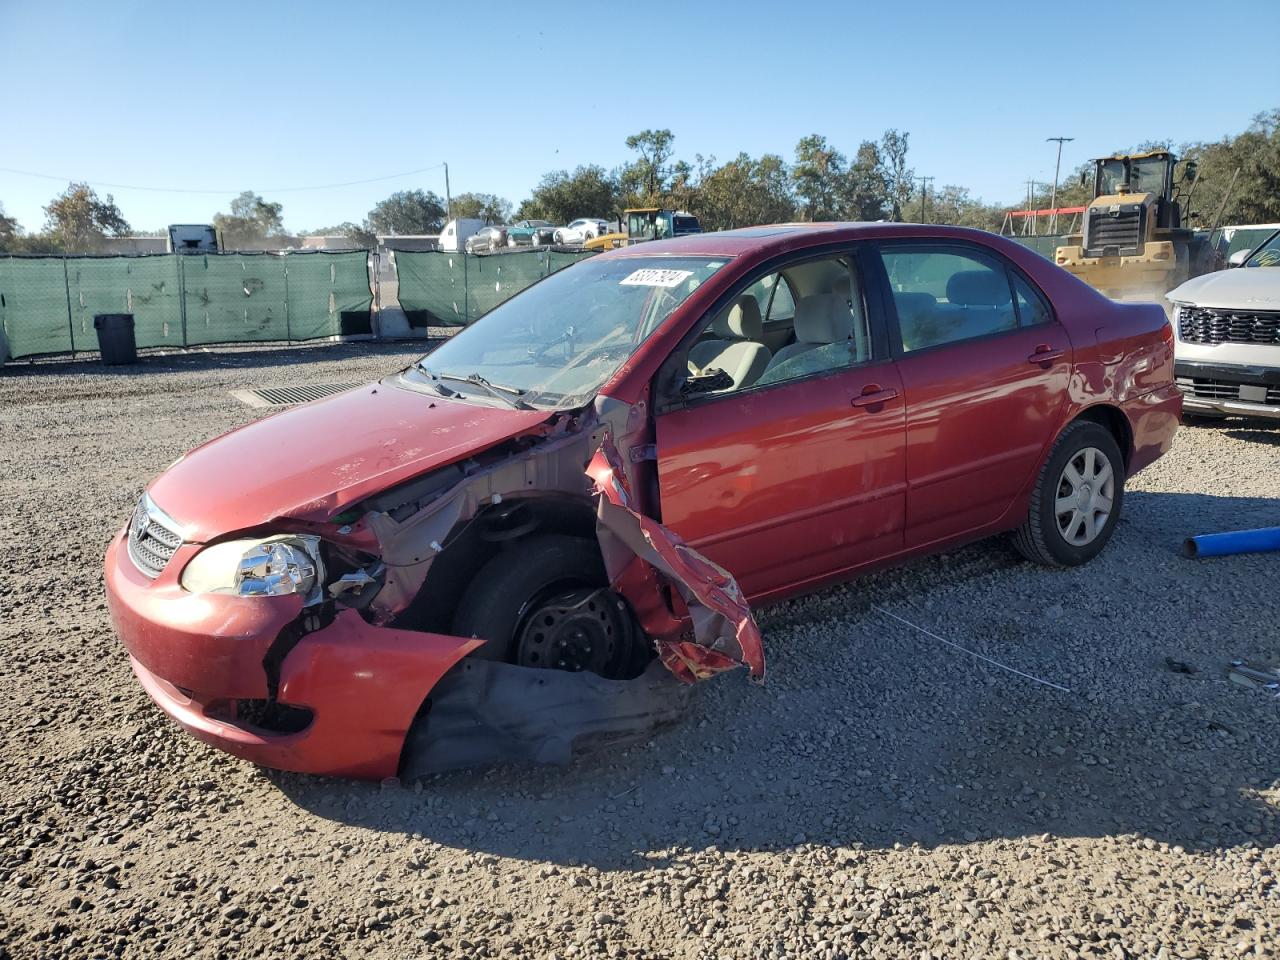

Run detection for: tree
[[365, 189, 446, 236], [516, 166, 617, 223], [42, 182, 130, 252], [1182, 109, 1280, 227], [842, 141, 890, 221], [448, 192, 511, 224], [213, 191, 286, 249], [923, 184, 1004, 231], [792, 134, 847, 221], [698, 153, 795, 230], [300, 222, 378, 248], [620, 128, 676, 205], [0, 203, 19, 252], [879, 129, 914, 221]]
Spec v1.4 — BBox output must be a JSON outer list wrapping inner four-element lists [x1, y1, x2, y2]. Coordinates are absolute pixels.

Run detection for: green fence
[[0, 250, 372, 359], [394, 248, 596, 327]]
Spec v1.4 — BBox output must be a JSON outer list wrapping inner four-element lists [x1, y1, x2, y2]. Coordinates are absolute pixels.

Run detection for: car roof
[[594, 222, 1002, 260]]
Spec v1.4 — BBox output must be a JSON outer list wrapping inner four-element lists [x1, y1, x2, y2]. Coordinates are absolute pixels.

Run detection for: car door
[[871, 241, 1071, 548], [652, 249, 907, 601]]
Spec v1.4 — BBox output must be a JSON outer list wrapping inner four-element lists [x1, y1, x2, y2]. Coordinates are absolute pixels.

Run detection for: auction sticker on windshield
[[620, 268, 694, 288]]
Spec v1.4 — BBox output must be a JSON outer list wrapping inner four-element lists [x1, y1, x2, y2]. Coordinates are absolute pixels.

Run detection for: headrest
[[712, 295, 763, 340], [794, 294, 853, 344], [832, 276, 852, 307], [946, 270, 1011, 307]]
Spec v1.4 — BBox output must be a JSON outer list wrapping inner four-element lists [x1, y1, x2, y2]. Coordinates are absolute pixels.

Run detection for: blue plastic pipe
[[1184, 526, 1280, 558]]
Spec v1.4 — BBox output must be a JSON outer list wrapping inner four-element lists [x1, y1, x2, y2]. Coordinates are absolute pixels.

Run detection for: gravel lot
[[1, 342, 1277, 960]]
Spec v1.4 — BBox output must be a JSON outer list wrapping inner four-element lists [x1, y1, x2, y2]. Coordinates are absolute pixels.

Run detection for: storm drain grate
[[232, 382, 365, 408]]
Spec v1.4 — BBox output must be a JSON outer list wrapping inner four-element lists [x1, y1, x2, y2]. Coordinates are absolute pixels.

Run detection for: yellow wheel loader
[[583, 208, 702, 251], [1054, 151, 1215, 302]]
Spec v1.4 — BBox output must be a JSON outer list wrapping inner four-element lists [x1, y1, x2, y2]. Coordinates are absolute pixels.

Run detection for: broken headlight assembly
[[180, 535, 324, 602]]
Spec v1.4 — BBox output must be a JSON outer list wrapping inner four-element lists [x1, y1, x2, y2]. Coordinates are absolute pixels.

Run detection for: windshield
[[1245, 231, 1280, 267], [627, 212, 656, 240], [1097, 156, 1169, 197], [411, 256, 724, 408]]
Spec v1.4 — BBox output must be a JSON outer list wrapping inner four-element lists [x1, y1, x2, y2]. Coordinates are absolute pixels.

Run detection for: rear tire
[[451, 535, 647, 679], [1012, 420, 1125, 567]]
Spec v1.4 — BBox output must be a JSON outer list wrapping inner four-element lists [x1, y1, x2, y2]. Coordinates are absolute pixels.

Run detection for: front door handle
[[851, 386, 899, 408], [1027, 345, 1064, 365]]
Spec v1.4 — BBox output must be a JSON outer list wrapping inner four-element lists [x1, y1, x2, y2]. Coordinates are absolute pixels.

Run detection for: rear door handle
[[851, 386, 899, 408], [1027, 346, 1064, 365]]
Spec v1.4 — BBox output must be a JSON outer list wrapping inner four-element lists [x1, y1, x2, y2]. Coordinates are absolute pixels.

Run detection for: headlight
[[180, 535, 323, 600]]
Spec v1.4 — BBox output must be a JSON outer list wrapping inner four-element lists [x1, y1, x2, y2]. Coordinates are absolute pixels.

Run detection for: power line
[[0, 163, 448, 196]]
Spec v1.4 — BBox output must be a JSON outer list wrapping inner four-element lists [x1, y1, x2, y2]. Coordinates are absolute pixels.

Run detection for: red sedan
[[105, 224, 1181, 779]]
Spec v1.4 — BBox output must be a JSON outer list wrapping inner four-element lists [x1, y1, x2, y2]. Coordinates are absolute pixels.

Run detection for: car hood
[[1168, 267, 1280, 310], [148, 376, 552, 543]]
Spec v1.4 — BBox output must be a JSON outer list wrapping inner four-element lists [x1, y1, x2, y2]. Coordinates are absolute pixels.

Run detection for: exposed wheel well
[[1072, 404, 1133, 471], [390, 494, 602, 634]]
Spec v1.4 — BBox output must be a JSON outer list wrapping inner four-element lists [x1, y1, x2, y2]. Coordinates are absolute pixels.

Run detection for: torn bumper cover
[[108, 429, 765, 780]]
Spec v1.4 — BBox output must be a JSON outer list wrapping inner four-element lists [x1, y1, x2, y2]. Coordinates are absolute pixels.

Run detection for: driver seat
[[688, 295, 771, 390]]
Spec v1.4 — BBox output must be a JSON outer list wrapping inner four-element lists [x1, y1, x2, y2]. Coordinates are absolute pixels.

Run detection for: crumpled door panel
[[588, 439, 766, 683]]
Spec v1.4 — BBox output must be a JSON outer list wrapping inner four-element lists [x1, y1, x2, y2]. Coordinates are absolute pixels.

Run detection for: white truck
[[438, 218, 487, 253]]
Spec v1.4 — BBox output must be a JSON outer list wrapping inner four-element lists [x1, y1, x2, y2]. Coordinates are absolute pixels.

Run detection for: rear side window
[[881, 245, 1052, 352], [1011, 273, 1052, 327], [744, 273, 797, 324]]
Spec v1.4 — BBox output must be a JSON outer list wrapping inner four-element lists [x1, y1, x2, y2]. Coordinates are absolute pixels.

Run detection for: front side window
[[1245, 230, 1280, 267], [684, 254, 871, 396], [882, 246, 1019, 352], [411, 256, 724, 409]]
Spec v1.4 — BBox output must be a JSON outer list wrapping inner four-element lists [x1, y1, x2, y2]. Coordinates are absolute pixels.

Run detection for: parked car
[[105, 223, 1180, 779], [1169, 228, 1280, 420], [553, 218, 609, 245], [506, 220, 557, 247], [463, 225, 508, 254], [437, 217, 487, 253]]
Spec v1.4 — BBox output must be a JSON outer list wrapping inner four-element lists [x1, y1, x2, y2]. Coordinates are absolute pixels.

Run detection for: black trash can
[[93, 313, 137, 365]]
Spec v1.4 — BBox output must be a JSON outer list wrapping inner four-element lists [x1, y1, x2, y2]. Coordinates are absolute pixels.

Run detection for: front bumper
[[1175, 359, 1280, 421], [105, 531, 481, 779]]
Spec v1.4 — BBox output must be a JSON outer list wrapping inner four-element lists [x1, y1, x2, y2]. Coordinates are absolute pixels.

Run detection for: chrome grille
[[1176, 377, 1280, 404], [126, 495, 184, 578], [1178, 305, 1280, 346]]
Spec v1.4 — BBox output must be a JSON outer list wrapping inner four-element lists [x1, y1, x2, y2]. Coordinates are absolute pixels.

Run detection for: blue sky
[[2, 0, 1277, 233]]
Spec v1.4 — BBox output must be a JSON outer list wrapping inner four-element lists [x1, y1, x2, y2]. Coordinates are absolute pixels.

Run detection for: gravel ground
[[1, 342, 1278, 960]]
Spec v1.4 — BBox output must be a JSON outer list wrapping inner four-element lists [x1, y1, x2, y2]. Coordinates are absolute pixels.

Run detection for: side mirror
[[1080, 171, 1089, 187], [1228, 249, 1251, 268], [1183, 160, 1198, 182], [680, 368, 734, 395]]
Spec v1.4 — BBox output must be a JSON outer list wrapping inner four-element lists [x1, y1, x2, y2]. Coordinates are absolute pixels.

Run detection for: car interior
[[882, 248, 1025, 352], [685, 255, 871, 395]]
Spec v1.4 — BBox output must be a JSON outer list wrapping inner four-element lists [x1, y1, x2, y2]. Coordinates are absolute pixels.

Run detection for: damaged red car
[[104, 224, 1181, 779]]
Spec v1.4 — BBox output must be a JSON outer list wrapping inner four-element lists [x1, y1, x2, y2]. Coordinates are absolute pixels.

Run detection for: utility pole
[[1046, 137, 1073, 233], [443, 162, 452, 222], [915, 176, 934, 223], [1024, 179, 1041, 235]]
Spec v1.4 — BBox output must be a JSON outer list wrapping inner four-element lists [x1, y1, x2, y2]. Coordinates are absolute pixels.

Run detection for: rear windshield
[[411, 256, 724, 408]]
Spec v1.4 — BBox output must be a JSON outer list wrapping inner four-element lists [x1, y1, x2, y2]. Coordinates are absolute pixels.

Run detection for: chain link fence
[[0, 250, 373, 359]]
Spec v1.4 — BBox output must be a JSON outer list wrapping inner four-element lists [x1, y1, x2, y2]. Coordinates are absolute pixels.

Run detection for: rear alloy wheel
[[451, 535, 647, 679], [1013, 420, 1125, 566]]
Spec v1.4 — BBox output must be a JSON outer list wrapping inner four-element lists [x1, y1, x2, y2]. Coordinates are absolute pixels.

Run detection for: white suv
[[1169, 229, 1280, 420]]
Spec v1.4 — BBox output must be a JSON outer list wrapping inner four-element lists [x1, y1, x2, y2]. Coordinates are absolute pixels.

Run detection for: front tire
[[451, 535, 647, 679], [1012, 420, 1125, 567]]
